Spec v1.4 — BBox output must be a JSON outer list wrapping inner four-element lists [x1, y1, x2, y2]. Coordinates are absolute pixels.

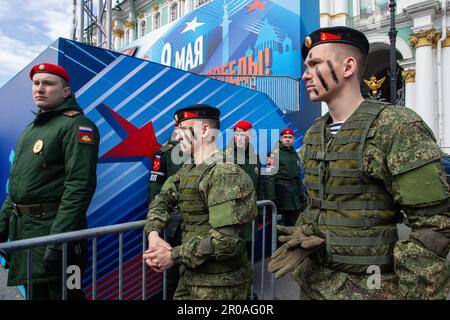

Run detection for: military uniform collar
[[322, 99, 374, 126], [203, 151, 224, 165], [279, 141, 294, 152], [34, 94, 83, 121]]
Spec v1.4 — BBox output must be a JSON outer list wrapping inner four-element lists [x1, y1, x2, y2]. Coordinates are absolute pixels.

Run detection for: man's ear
[[63, 86, 71, 98], [202, 123, 210, 138], [343, 56, 358, 79]]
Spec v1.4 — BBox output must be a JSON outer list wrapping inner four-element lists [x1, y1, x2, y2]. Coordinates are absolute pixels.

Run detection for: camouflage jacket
[[145, 152, 257, 286], [296, 100, 450, 299]]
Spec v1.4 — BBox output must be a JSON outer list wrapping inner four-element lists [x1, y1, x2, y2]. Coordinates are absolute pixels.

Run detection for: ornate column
[[443, 31, 450, 151], [402, 69, 416, 111], [409, 30, 440, 135], [332, 0, 349, 26], [112, 20, 124, 50], [320, 0, 332, 27]]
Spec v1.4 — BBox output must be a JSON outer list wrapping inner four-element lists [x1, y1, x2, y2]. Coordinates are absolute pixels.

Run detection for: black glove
[[43, 246, 62, 274], [0, 249, 9, 269]]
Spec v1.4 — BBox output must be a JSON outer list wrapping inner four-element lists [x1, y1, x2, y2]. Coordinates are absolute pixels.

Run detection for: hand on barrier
[[268, 225, 325, 278]]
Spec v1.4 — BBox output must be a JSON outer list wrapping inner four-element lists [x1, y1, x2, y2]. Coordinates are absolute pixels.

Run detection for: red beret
[[281, 128, 294, 136], [29, 63, 70, 83], [234, 120, 252, 131]]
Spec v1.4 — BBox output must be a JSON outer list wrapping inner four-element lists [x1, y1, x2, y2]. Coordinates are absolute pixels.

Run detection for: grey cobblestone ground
[[0, 265, 24, 300]]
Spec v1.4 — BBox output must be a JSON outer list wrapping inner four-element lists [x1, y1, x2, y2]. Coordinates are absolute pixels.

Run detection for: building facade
[[320, 0, 450, 151]]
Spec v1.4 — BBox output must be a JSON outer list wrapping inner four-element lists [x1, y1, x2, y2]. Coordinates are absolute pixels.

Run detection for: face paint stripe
[[327, 60, 339, 84], [316, 67, 329, 92]]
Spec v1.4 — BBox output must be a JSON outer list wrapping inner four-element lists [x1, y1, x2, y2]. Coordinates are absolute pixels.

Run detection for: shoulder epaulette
[[62, 110, 80, 117], [160, 143, 175, 153]]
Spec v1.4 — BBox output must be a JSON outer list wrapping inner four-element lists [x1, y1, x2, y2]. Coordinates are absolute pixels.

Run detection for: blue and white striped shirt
[[329, 121, 344, 136]]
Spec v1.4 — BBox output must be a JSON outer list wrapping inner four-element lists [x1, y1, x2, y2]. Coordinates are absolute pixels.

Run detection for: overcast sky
[[0, 0, 72, 87]]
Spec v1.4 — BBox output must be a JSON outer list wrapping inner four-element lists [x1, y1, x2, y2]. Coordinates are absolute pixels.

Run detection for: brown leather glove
[[277, 225, 325, 249], [268, 225, 325, 279]]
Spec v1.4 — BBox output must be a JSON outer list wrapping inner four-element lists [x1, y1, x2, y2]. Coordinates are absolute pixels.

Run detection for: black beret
[[174, 104, 220, 125], [302, 26, 370, 60]]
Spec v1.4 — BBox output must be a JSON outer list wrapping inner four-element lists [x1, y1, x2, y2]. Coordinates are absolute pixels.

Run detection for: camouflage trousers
[[173, 274, 251, 300], [292, 240, 450, 300]]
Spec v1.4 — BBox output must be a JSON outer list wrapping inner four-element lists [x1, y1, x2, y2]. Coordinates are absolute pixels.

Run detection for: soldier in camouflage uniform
[[224, 120, 264, 258], [143, 105, 257, 300], [148, 132, 182, 300], [0, 63, 99, 300], [268, 27, 450, 300]]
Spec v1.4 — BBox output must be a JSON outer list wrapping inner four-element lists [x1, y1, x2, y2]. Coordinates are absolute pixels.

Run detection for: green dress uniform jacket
[[148, 140, 181, 203], [0, 94, 99, 286], [265, 141, 306, 226]]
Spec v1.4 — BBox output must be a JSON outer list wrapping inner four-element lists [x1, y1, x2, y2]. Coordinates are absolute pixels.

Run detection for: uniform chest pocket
[[39, 138, 64, 167]]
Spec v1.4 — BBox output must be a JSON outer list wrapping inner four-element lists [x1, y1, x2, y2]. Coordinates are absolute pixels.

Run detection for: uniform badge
[[174, 114, 179, 124], [33, 139, 43, 154], [305, 36, 312, 49], [39, 64, 45, 71], [152, 158, 161, 171], [78, 126, 94, 144]]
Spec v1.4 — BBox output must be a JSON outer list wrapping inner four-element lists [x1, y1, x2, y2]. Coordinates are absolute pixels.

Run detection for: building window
[[196, 0, 209, 8], [154, 12, 161, 29], [139, 20, 147, 38], [170, 3, 178, 22], [360, 0, 388, 18]]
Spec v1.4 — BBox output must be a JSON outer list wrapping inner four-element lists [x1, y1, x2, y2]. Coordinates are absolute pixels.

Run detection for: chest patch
[[152, 158, 161, 171]]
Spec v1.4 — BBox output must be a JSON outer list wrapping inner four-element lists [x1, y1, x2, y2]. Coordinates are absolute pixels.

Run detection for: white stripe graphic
[[95, 67, 171, 127], [84, 61, 149, 114], [76, 55, 127, 97], [221, 93, 258, 121], [129, 73, 191, 122], [68, 40, 108, 67], [155, 83, 228, 137]]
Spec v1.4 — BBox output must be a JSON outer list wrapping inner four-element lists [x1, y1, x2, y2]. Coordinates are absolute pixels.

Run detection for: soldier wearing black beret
[[269, 27, 450, 300], [144, 104, 258, 300]]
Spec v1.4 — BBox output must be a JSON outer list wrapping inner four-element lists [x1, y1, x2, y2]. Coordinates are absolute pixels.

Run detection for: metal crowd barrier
[[0, 200, 278, 300]]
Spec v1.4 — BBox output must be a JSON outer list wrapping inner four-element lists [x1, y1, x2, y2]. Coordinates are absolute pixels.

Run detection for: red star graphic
[[247, 0, 265, 13], [98, 104, 161, 164]]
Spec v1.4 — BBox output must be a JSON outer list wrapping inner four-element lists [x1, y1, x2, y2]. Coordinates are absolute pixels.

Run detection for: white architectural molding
[[366, 34, 414, 59]]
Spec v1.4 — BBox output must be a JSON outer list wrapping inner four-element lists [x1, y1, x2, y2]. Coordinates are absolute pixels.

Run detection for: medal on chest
[[33, 139, 44, 154]]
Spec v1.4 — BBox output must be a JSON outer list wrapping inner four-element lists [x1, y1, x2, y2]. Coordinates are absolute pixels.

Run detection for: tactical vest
[[301, 102, 399, 274], [178, 160, 248, 274]]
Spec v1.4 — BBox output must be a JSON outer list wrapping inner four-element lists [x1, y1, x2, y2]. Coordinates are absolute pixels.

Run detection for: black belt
[[12, 201, 60, 218]]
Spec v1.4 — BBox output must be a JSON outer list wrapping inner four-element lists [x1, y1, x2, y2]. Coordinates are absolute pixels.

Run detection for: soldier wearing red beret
[[0, 63, 99, 300]]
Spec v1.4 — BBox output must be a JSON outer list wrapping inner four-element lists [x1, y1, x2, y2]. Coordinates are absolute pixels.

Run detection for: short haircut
[[203, 118, 220, 130], [61, 78, 69, 88], [332, 43, 368, 82]]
